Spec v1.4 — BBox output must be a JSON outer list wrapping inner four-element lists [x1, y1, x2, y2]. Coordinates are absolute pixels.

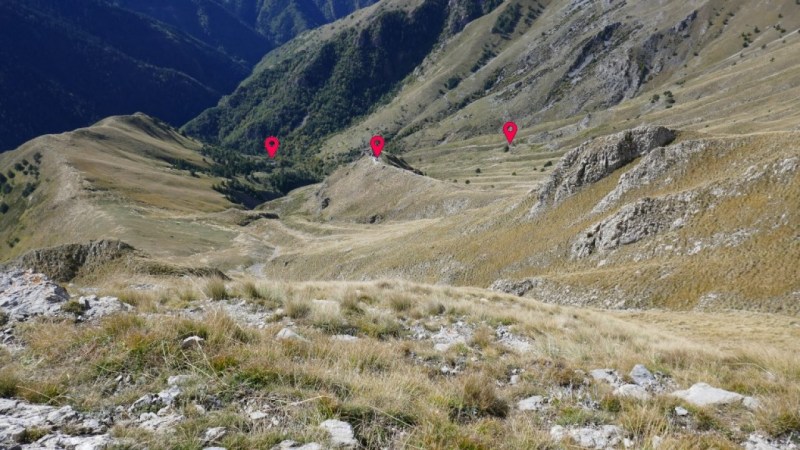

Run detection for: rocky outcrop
[[12, 240, 134, 282], [0, 269, 130, 324], [529, 126, 676, 217], [592, 140, 708, 213], [671, 383, 758, 409], [0, 398, 113, 449], [550, 424, 624, 449], [0, 269, 70, 322], [571, 191, 698, 258]]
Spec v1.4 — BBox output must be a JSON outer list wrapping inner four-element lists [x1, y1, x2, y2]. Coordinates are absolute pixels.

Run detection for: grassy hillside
[[0, 114, 243, 263], [254, 128, 800, 315], [2, 275, 798, 448]]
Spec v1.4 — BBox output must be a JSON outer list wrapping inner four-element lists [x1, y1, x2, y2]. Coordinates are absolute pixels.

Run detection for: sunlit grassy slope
[[3, 276, 798, 448]]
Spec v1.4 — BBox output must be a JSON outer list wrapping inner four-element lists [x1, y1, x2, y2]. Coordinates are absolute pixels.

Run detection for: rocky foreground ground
[[1, 269, 798, 449]]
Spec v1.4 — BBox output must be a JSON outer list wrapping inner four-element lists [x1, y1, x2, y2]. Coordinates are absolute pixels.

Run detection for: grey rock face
[[550, 424, 624, 449], [589, 369, 621, 387], [629, 364, 656, 387], [0, 269, 70, 322], [571, 192, 697, 258], [77, 295, 133, 320], [744, 434, 799, 450], [614, 384, 650, 400], [320, 419, 357, 448], [276, 328, 307, 341], [0, 398, 111, 448], [593, 140, 708, 213], [431, 322, 472, 352], [530, 126, 676, 216], [671, 383, 746, 407], [272, 441, 323, 450], [517, 395, 546, 411], [12, 240, 134, 282], [488, 277, 542, 297]]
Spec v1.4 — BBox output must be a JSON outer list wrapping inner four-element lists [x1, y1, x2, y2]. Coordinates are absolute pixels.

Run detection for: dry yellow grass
[[2, 277, 798, 448]]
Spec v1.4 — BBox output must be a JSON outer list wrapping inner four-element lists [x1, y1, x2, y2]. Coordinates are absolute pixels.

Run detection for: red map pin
[[264, 136, 279, 159], [503, 121, 518, 145], [370, 135, 384, 158]]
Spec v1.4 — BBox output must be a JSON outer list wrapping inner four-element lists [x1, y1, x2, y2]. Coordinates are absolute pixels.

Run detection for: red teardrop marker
[[503, 121, 518, 145], [370, 135, 384, 158], [264, 136, 279, 159]]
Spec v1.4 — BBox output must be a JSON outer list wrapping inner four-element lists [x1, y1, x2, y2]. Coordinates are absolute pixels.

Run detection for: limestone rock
[[593, 140, 708, 213], [272, 441, 323, 450], [35, 432, 114, 450], [517, 395, 546, 411], [489, 277, 541, 297], [203, 427, 227, 444], [320, 419, 357, 448], [431, 322, 472, 352], [572, 192, 698, 258], [530, 126, 676, 216], [331, 334, 359, 342], [744, 434, 798, 450], [0, 398, 111, 448], [136, 411, 185, 432], [77, 295, 132, 319], [0, 269, 70, 321], [589, 369, 621, 387], [276, 328, 307, 341], [629, 364, 656, 387], [671, 383, 744, 407], [550, 424, 624, 449], [12, 240, 134, 282], [614, 384, 650, 401], [743, 396, 761, 410]]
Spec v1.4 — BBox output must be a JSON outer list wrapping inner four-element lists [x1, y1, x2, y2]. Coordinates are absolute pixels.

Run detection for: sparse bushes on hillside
[[0, 203, 8, 214], [492, 3, 523, 37], [445, 76, 462, 90]]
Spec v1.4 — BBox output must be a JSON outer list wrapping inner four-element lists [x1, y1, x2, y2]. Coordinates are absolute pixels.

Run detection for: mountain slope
[[184, 0, 506, 190], [253, 126, 799, 315], [188, 0, 800, 198], [0, 114, 248, 263], [109, 0, 271, 65], [214, 0, 380, 44], [0, 0, 258, 153]]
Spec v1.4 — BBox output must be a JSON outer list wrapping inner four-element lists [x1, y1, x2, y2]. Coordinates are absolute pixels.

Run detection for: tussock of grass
[[204, 277, 229, 301], [286, 298, 312, 319], [450, 375, 509, 421]]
